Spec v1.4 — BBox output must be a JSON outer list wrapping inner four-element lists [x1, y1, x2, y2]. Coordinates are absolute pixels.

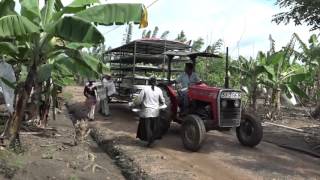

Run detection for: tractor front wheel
[[181, 115, 206, 151], [236, 112, 263, 147]]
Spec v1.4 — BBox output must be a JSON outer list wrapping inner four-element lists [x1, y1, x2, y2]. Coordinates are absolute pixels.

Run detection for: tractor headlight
[[220, 91, 241, 99], [234, 99, 240, 107], [221, 100, 228, 108]]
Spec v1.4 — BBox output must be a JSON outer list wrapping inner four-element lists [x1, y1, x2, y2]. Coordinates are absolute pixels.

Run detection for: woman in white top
[[133, 77, 166, 147]]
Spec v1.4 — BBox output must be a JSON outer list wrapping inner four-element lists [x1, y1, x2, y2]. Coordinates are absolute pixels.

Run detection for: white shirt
[[134, 86, 165, 118], [176, 72, 201, 89], [103, 79, 116, 96]]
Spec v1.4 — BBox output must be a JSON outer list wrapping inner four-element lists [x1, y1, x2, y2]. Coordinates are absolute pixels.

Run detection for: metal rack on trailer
[[104, 39, 191, 101]]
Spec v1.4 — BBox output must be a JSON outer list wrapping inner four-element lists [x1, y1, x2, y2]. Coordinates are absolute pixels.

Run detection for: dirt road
[[67, 86, 320, 180], [1, 105, 124, 180]]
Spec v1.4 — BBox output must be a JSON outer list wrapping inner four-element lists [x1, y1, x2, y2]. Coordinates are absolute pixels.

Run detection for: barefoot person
[[132, 77, 166, 147], [84, 80, 99, 121]]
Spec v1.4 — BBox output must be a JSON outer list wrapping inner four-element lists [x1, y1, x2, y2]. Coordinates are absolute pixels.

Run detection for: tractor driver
[[176, 63, 201, 113]]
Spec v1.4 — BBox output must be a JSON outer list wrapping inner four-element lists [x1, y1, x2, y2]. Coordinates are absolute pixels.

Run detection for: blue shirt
[[176, 72, 201, 88]]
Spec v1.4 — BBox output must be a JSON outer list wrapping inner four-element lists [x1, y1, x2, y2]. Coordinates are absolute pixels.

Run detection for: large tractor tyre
[[159, 88, 172, 134], [181, 115, 206, 152], [236, 112, 263, 147]]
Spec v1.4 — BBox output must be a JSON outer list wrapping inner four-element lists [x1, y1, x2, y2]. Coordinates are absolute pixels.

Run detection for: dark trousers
[[136, 117, 162, 145]]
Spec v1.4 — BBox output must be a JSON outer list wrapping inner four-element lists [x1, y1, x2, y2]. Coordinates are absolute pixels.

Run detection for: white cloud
[[101, 0, 318, 58]]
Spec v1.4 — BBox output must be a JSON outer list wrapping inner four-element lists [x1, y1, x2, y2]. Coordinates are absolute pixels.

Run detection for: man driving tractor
[[176, 63, 201, 113]]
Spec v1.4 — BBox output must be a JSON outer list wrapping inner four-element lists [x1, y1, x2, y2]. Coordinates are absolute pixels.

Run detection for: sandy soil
[[0, 105, 124, 180], [66, 86, 320, 180]]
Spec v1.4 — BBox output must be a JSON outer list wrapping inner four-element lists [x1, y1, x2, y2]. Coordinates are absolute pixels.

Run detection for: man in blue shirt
[[176, 63, 201, 113]]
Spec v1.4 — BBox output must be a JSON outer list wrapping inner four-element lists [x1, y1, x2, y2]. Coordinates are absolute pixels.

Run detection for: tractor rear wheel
[[236, 112, 263, 147], [159, 88, 172, 134], [181, 115, 206, 151]]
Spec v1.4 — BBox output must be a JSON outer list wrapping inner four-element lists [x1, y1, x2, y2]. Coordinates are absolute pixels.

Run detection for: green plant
[[0, 0, 148, 146]]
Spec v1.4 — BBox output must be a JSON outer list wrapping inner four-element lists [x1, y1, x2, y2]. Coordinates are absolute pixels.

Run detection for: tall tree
[[125, 23, 133, 43], [273, 0, 320, 31], [151, 26, 159, 38], [175, 30, 187, 43], [205, 39, 224, 54], [192, 38, 204, 51], [141, 29, 147, 38], [145, 30, 152, 38], [160, 30, 169, 39]]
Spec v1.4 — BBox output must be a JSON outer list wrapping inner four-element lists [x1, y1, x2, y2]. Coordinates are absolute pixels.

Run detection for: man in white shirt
[[176, 63, 201, 113]]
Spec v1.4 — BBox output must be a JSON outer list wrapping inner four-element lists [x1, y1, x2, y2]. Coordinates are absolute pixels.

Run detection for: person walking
[[131, 77, 166, 147], [100, 75, 116, 116], [84, 80, 99, 121]]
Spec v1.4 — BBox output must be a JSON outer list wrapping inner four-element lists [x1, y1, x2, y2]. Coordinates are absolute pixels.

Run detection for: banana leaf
[[46, 16, 104, 44], [20, 0, 40, 25], [0, 61, 16, 113], [41, 0, 55, 27], [75, 3, 148, 28], [0, 15, 39, 38], [0, 42, 19, 56], [37, 64, 53, 82], [0, 0, 16, 18], [287, 83, 308, 99]]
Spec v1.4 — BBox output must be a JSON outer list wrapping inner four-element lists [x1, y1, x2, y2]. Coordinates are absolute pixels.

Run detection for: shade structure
[[106, 39, 191, 54], [163, 51, 222, 59]]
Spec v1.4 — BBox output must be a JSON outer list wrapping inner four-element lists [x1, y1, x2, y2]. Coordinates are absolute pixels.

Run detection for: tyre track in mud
[[65, 86, 320, 180]]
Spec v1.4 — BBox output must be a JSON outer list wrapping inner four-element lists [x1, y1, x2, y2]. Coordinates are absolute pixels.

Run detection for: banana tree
[[0, 0, 148, 147], [293, 33, 320, 117], [263, 48, 308, 116], [230, 52, 268, 110], [293, 34, 320, 97]]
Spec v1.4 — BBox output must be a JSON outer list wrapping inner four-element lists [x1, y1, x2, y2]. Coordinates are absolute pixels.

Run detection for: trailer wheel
[[236, 112, 263, 147], [159, 88, 172, 134], [181, 115, 206, 151]]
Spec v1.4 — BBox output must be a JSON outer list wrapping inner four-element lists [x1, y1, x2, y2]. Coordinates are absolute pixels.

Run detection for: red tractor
[[159, 51, 263, 151]]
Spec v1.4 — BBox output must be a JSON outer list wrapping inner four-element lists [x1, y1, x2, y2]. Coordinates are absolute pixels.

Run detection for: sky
[[101, 0, 318, 58], [17, 0, 319, 58]]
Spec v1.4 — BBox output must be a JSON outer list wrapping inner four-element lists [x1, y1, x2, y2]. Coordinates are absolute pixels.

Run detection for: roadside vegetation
[[0, 0, 318, 156]]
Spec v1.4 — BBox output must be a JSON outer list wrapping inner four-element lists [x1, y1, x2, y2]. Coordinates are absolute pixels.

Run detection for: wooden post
[[167, 56, 173, 82], [132, 41, 137, 92], [163, 40, 167, 78], [224, 47, 229, 89]]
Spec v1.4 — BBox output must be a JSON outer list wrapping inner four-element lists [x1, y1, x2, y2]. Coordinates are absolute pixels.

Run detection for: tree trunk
[[312, 103, 320, 118], [275, 88, 281, 113], [3, 64, 36, 147], [250, 77, 258, 111], [39, 81, 51, 128]]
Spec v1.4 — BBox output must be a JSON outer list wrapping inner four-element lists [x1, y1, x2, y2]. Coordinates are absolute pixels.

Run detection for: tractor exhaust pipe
[[224, 47, 229, 89]]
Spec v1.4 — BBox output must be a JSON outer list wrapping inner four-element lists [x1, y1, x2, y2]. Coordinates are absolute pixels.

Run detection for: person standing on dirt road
[[84, 80, 99, 121], [100, 75, 116, 116], [132, 77, 166, 147]]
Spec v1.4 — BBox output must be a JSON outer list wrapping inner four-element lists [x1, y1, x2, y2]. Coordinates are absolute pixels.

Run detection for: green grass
[[0, 149, 25, 178]]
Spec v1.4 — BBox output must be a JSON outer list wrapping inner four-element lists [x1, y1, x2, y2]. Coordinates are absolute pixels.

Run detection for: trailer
[[104, 39, 191, 101]]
